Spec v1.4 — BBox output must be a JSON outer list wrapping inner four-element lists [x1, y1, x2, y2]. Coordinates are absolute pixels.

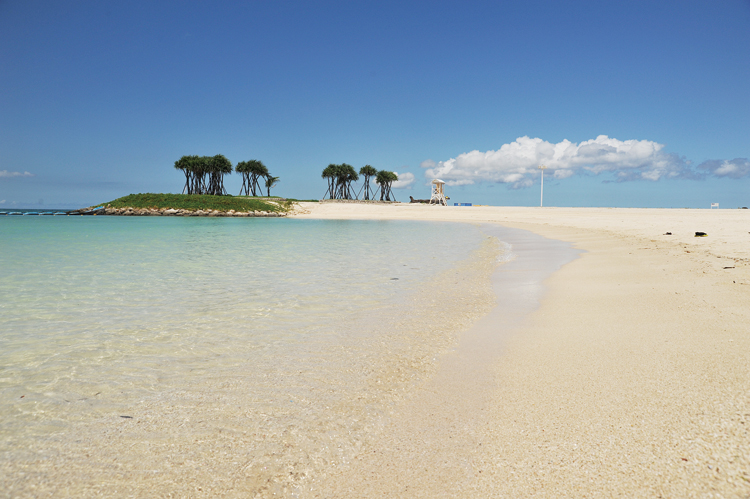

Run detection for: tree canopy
[[375, 170, 398, 201], [236, 159, 270, 196], [265, 176, 280, 197], [322, 163, 359, 200], [174, 155, 232, 195], [320, 164, 400, 201], [358, 165, 378, 200], [359, 165, 377, 177]]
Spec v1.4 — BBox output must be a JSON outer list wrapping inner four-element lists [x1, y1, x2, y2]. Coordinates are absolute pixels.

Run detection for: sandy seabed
[[293, 203, 750, 498]]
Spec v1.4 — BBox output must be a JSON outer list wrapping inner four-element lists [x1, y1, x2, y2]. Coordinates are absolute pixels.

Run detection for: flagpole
[[538, 165, 547, 207]]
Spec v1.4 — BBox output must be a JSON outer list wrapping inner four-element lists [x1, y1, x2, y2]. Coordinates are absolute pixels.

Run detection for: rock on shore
[[103, 206, 284, 217]]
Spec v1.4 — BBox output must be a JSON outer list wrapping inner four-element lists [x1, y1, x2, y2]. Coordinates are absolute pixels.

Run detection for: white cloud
[[698, 158, 750, 179], [553, 169, 574, 179], [422, 135, 691, 187], [392, 171, 415, 189], [0, 200, 5, 204], [0, 170, 35, 178]]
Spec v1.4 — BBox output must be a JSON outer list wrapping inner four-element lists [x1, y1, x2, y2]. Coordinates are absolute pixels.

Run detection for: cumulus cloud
[[697, 158, 750, 179], [0, 170, 35, 178], [392, 171, 415, 189], [422, 135, 693, 187]]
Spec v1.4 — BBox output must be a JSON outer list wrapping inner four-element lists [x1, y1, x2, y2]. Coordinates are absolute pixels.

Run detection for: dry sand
[[293, 203, 750, 498]]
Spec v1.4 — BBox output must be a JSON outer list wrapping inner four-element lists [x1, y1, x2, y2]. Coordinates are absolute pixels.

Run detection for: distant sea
[[0, 209, 72, 214], [0, 216, 487, 495]]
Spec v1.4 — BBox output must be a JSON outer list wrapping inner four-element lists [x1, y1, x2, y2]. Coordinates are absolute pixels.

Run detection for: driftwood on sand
[[409, 196, 450, 204]]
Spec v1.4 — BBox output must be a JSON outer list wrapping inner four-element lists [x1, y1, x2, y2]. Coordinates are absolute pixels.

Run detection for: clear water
[[0, 216, 486, 494]]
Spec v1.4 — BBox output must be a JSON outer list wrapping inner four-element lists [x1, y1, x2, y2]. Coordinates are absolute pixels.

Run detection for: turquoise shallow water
[[0, 216, 485, 484]]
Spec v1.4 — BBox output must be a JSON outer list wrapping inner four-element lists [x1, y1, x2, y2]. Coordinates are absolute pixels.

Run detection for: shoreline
[[294, 203, 750, 496], [99, 206, 285, 217], [293, 203, 750, 260]]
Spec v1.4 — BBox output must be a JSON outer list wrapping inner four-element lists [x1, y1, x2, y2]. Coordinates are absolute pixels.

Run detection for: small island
[[77, 155, 313, 217], [94, 193, 295, 217]]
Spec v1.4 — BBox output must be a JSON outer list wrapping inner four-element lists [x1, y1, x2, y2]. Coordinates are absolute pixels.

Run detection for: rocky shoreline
[[101, 206, 285, 217]]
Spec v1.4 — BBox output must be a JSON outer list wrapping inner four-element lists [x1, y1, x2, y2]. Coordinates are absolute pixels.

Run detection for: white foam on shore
[[496, 240, 516, 263]]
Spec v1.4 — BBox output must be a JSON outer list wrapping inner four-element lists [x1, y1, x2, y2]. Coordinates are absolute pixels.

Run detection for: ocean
[[0, 215, 497, 496]]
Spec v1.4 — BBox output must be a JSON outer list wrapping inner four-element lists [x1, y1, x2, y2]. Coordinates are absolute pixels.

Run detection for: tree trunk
[[252, 175, 261, 196]]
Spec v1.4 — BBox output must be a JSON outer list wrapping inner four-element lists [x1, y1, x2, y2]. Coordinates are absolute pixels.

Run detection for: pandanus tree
[[190, 156, 208, 194], [321, 163, 359, 199], [207, 154, 232, 195], [376, 170, 398, 201], [321, 164, 337, 199], [237, 160, 275, 197], [174, 155, 196, 194], [265, 176, 280, 197], [358, 165, 377, 200], [336, 164, 359, 199], [248, 160, 269, 196], [236, 160, 263, 196], [236, 161, 251, 195], [187, 156, 210, 194], [174, 155, 231, 195]]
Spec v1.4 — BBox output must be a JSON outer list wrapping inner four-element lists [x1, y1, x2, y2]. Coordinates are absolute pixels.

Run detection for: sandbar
[[293, 203, 750, 497]]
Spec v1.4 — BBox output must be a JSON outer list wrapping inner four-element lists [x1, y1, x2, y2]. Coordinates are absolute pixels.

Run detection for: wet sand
[[294, 203, 750, 497]]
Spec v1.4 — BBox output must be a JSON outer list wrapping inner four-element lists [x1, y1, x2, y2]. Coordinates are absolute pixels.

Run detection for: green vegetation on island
[[101, 193, 288, 213], [81, 155, 324, 215]]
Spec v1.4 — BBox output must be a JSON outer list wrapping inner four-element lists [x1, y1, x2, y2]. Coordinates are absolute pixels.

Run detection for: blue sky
[[1, 0, 748, 208]]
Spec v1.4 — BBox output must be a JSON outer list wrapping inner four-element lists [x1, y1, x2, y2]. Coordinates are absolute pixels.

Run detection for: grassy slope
[[100, 193, 290, 212]]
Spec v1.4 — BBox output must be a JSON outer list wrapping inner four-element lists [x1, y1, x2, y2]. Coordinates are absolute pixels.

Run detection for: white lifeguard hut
[[430, 179, 447, 206]]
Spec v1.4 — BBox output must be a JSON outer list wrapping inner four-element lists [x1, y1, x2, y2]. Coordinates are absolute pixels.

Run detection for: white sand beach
[[293, 203, 750, 498]]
